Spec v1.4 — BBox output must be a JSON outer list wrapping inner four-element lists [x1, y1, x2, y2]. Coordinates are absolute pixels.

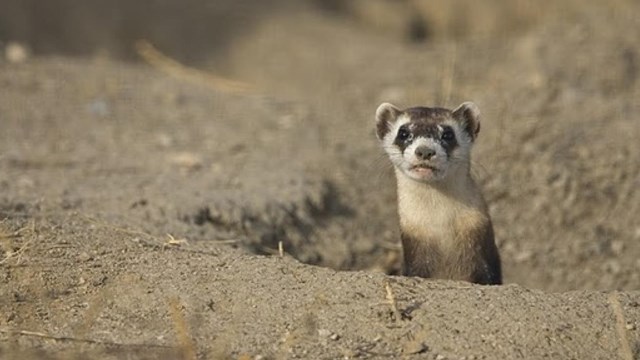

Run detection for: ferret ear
[[375, 103, 401, 140], [452, 102, 481, 141]]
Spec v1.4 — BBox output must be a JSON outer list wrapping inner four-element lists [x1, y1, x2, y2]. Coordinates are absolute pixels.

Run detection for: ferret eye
[[397, 128, 411, 142], [441, 129, 455, 141]]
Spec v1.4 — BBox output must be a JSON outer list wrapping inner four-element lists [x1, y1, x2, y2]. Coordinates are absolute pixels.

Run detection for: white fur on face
[[381, 113, 410, 169], [380, 117, 473, 183], [401, 137, 449, 181], [443, 119, 473, 156], [380, 114, 409, 149]]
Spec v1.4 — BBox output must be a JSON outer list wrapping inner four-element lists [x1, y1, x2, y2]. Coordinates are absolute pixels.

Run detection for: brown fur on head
[[451, 102, 481, 141], [376, 102, 480, 141], [375, 102, 481, 183]]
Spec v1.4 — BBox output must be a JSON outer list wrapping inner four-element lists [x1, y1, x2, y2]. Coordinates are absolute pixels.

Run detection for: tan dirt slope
[[1, 1, 640, 358]]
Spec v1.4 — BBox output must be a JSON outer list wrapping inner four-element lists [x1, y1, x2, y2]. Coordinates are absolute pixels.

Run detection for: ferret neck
[[395, 167, 480, 208]]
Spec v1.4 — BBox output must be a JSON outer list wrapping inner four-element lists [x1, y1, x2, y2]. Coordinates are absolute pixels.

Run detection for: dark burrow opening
[[179, 180, 401, 274]]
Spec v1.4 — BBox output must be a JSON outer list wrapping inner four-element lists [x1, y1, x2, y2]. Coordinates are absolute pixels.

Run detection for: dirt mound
[[1, 0, 640, 358]]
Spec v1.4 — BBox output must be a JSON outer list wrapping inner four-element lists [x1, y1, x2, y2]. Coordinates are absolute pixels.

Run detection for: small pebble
[[610, 240, 624, 255], [78, 252, 93, 262], [5, 42, 30, 63], [514, 250, 533, 262], [168, 152, 202, 170], [626, 323, 636, 331], [156, 133, 173, 148], [403, 340, 428, 355]]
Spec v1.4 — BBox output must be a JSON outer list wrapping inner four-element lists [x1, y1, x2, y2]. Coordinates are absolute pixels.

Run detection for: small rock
[[436, 354, 446, 360], [92, 275, 107, 287], [5, 42, 30, 63], [626, 322, 636, 331], [13, 292, 26, 303], [611, 240, 625, 255], [403, 340, 428, 354], [78, 252, 93, 262], [168, 152, 202, 170], [156, 133, 174, 148], [514, 250, 533, 262], [318, 329, 340, 341]]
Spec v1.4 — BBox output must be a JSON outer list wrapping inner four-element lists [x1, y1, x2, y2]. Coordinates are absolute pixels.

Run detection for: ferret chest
[[398, 194, 459, 246]]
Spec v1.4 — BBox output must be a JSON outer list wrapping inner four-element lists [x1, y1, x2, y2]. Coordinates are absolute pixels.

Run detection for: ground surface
[[1, 1, 640, 359]]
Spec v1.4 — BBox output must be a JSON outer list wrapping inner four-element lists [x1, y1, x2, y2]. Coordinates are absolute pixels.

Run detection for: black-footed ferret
[[375, 102, 501, 285]]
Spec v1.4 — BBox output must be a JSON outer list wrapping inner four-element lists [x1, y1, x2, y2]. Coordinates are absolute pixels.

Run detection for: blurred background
[[2, 0, 627, 66], [1, 0, 639, 292], [0, 0, 564, 62]]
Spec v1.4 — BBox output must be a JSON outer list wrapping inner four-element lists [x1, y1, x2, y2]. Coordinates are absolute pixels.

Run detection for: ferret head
[[375, 102, 481, 183]]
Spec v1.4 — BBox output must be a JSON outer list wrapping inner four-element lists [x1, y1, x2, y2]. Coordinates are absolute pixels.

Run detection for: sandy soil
[[1, 1, 640, 359]]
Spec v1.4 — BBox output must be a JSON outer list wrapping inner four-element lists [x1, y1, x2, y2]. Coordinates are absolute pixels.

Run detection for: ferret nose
[[415, 146, 436, 160]]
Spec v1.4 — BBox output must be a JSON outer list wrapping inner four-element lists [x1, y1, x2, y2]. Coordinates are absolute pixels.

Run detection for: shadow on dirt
[[181, 180, 355, 265]]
